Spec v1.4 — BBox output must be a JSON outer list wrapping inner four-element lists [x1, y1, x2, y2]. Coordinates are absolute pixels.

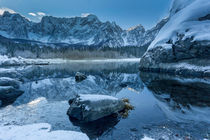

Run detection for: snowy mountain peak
[[127, 24, 145, 32], [0, 12, 168, 47]]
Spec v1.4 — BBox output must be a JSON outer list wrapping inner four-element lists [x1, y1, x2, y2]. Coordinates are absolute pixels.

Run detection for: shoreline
[[0, 56, 140, 66], [139, 67, 210, 78]]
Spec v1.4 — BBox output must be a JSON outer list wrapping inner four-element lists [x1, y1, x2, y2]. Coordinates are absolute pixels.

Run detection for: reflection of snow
[[28, 97, 46, 106], [141, 136, 154, 140], [0, 123, 88, 140]]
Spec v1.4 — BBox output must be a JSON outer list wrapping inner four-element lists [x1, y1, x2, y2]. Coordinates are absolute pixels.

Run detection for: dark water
[[0, 61, 210, 140]]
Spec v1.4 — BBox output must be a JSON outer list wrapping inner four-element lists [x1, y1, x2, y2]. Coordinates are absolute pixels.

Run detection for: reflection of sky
[[0, 0, 171, 29]]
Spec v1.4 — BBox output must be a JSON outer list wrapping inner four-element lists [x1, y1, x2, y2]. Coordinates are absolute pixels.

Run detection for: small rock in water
[[67, 94, 126, 122], [75, 72, 87, 82]]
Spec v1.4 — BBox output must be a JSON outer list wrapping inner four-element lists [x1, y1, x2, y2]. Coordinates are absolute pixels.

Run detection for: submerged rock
[[75, 72, 87, 82], [69, 113, 119, 139], [67, 94, 125, 122]]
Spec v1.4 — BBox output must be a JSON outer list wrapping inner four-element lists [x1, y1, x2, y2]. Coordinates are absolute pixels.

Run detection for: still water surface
[[0, 61, 209, 140]]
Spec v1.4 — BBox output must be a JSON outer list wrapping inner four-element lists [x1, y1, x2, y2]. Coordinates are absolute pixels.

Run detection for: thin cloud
[[28, 12, 37, 16], [37, 12, 46, 16], [0, 7, 15, 15]]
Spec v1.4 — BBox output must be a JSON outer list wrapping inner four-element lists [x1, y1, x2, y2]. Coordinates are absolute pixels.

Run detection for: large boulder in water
[[67, 94, 125, 122]]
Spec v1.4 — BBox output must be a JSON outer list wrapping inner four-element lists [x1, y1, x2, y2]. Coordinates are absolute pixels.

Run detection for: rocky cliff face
[[139, 0, 210, 77], [0, 12, 167, 47]]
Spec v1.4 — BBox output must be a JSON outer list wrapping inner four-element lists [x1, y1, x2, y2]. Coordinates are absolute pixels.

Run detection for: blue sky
[[0, 0, 171, 29]]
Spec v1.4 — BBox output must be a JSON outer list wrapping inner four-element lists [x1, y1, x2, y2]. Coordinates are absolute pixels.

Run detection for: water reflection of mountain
[[15, 61, 139, 81], [13, 62, 143, 105], [140, 72, 210, 107]]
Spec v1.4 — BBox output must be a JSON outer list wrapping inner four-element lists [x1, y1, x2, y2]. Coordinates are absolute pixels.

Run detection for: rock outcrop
[[139, 0, 210, 77], [0, 74, 23, 106]]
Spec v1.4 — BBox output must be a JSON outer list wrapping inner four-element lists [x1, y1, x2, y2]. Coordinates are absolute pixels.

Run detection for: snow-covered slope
[[0, 12, 167, 47], [0, 123, 88, 140], [139, 0, 210, 77]]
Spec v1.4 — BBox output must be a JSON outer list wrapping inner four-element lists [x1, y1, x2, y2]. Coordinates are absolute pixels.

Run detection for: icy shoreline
[[0, 55, 140, 66]]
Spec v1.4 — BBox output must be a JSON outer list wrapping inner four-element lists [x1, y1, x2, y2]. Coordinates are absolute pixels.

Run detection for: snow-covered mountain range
[[0, 11, 168, 47]]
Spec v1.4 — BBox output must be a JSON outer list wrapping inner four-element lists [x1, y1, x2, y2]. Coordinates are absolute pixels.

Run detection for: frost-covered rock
[[0, 77, 20, 88], [67, 94, 125, 122], [0, 68, 22, 78], [75, 72, 87, 82], [0, 11, 167, 47], [139, 0, 210, 77]]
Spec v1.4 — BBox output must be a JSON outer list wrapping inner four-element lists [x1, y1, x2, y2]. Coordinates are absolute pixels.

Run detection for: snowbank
[[140, 0, 210, 77], [0, 123, 88, 140], [149, 0, 210, 50]]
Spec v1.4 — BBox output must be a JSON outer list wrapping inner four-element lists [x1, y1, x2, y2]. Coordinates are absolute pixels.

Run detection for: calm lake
[[0, 60, 209, 140]]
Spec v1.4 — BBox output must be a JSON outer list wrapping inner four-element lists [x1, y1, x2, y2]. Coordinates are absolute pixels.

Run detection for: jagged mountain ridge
[[0, 11, 168, 47]]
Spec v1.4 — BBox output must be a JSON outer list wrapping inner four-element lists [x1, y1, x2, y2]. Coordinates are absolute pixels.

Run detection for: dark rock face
[[75, 72, 87, 82], [139, 38, 210, 77], [67, 94, 125, 122], [0, 86, 24, 107], [199, 14, 210, 21]]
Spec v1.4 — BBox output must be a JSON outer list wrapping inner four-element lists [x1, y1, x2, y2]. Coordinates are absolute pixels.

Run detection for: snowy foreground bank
[[0, 55, 140, 66], [0, 123, 89, 140], [0, 123, 153, 140]]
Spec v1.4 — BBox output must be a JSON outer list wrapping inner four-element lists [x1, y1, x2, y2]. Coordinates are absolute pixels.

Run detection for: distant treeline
[[0, 35, 147, 59]]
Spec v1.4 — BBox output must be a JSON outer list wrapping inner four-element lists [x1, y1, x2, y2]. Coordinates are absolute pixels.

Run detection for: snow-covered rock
[[0, 123, 88, 140], [0, 11, 167, 47], [139, 0, 210, 77], [0, 55, 50, 66], [67, 94, 125, 122], [0, 77, 20, 88]]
